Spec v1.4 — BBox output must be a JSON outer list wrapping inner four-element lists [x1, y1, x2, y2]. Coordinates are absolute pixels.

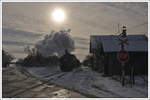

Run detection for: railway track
[[2, 65, 87, 98]]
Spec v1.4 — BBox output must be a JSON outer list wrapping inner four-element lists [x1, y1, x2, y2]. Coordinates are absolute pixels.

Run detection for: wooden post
[[130, 66, 133, 87], [130, 53, 135, 87], [133, 65, 135, 84], [121, 42, 125, 86], [122, 62, 125, 86]]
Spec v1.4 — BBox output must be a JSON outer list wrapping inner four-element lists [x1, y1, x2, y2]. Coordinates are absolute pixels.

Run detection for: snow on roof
[[90, 35, 148, 52]]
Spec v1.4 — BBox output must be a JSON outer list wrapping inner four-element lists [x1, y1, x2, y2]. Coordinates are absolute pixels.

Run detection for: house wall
[[91, 52, 104, 72], [104, 52, 148, 75]]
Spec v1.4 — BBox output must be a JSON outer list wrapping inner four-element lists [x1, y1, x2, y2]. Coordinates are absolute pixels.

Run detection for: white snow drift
[[24, 66, 148, 98]]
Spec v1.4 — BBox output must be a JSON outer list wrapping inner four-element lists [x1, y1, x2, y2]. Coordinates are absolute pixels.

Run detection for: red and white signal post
[[117, 26, 129, 86]]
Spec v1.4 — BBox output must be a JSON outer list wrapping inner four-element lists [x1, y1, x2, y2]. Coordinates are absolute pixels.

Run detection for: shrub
[[82, 55, 93, 67]]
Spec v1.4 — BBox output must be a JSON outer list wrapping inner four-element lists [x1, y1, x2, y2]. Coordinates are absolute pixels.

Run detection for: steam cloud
[[35, 29, 75, 57]]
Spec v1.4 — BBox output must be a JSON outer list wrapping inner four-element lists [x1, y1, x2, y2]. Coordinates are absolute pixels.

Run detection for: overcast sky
[[2, 2, 148, 61]]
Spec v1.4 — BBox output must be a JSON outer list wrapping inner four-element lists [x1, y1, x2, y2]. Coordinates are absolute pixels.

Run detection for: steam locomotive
[[59, 50, 81, 72]]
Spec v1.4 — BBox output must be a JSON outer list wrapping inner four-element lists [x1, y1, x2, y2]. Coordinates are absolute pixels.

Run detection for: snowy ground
[[24, 66, 148, 98]]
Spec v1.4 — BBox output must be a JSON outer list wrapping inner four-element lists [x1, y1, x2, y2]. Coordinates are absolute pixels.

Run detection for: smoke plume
[[35, 29, 75, 57]]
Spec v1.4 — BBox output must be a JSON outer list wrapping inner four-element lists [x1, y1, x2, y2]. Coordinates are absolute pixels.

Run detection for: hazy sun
[[52, 9, 65, 23]]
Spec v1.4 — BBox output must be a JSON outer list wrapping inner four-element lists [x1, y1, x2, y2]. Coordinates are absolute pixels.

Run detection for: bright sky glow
[[52, 9, 65, 23]]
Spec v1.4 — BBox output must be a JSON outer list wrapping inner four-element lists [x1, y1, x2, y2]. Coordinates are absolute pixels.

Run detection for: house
[[89, 34, 148, 75]]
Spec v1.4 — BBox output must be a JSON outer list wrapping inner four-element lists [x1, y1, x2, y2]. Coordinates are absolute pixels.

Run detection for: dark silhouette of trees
[[21, 46, 59, 67], [2, 50, 14, 67], [82, 55, 93, 67]]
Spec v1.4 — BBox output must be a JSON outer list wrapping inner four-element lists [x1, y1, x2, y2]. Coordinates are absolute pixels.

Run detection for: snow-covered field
[[24, 66, 148, 98]]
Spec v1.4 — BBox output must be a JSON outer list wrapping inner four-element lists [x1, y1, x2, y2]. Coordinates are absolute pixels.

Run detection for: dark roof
[[90, 35, 148, 52]]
